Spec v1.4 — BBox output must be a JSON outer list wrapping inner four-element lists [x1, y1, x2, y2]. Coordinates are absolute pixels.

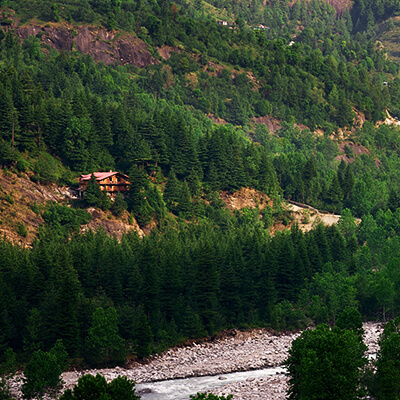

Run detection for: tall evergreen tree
[[326, 173, 343, 213], [133, 305, 153, 358], [194, 238, 219, 334], [0, 83, 14, 143], [163, 169, 180, 211], [85, 307, 125, 367]]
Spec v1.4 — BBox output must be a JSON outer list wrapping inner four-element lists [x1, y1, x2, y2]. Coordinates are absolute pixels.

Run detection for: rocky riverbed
[[9, 322, 383, 400]]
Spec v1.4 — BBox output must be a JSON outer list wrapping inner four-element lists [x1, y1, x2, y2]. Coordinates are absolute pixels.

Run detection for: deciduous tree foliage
[[22, 342, 66, 400], [375, 318, 400, 400], [190, 394, 233, 400], [285, 324, 367, 400], [59, 374, 140, 400]]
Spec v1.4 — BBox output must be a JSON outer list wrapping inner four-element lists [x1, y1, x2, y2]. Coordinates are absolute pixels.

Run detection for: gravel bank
[[9, 322, 383, 400], [212, 322, 383, 400]]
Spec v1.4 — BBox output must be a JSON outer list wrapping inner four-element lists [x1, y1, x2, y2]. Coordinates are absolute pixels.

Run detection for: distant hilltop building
[[217, 20, 235, 28], [251, 24, 270, 30], [78, 171, 130, 198]]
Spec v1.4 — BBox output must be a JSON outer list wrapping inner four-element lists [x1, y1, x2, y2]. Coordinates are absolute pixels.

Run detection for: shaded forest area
[[1, 0, 400, 381], [2, 206, 400, 367]]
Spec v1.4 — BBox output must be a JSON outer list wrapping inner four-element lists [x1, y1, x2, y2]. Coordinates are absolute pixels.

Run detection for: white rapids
[[136, 367, 286, 399]]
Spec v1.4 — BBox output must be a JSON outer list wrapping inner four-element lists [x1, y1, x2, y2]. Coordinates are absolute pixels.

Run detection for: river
[[136, 367, 286, 399], [9, 323, 381, 400]]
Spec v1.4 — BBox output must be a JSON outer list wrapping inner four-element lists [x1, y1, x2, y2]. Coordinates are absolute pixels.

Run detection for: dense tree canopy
[[285, 323, 368, 400], [1, 2, 400, 399]]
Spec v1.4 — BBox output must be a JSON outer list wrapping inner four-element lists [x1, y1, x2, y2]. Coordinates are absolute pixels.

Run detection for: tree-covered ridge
[[2, 0, 400, 127], [1, 23, 400, 221]]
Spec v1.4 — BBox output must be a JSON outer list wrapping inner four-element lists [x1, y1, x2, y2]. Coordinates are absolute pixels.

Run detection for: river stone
[[8, 322, 381, 400]]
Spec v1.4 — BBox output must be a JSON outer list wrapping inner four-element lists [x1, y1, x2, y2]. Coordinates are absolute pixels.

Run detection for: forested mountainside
[[2, 0, 400, 219], [2, 0, 400, 391]]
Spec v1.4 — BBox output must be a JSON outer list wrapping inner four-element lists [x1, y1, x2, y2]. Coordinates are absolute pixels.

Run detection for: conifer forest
[[1, 0, 400, 398]]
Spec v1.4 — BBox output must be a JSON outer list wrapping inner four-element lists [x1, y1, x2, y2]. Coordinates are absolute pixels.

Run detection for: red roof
[[80, 171, 129, 182]]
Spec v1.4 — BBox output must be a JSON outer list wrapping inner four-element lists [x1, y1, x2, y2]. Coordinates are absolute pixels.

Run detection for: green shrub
[[30, 203, 41, 214], [33, 153, 62, 184], [110, 192, 128, 217], [21, 349, 63, 400], [190, 394, 233, 400], [15, 157, 30, 173], [42, 203, 91, 235], [59, 374, 140, 400], [1, 194, 14, 205], [16, 222, 28, 237]]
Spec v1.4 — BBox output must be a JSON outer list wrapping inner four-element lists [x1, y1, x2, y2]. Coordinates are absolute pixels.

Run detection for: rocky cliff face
[[15, 23, 156, 68]]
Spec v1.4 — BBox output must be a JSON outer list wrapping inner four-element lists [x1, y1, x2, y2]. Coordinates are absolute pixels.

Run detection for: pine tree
[[258, 152, 278, 195], [186, 167, 202, 198], [176, 181, 192, 214], [336, 90, 355, 127], [342, 164, 355, 208], [170, 115, 200, 179], [219, 260, 241, 327], [63, 116, 91, 171], [387, 189, 400, 213], [229, 149, 247, 191], [228, 92, 248, 126], [84, 175, 103, 207], [146, 185, 166, 220], [375, 318, 400, 399], [22, 348, 63, 400], [302, 157, 317, 203], [23, 308, 44, 355], [183, 305, 205, 339], [274, 234, 297, 301], [85, 307, 125, 367], [89, 96, 112, 149], [139, 115, 168, 167], [111, 192, 128, 217], [127, 166, 147, 213], [133, 305, 153, 358], [12, 78, 32, 152], [326, 173, 343, 213], [0, 139, 13, 165], [206, 161, 220, 191], [163, 169, 180, 211], [0, 83, 14, 143], [307, 234, 323, 274], [313, 223, 332, 265], [194, 238, 219, 334]]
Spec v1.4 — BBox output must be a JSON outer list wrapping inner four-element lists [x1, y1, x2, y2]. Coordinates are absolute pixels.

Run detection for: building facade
[[78, 171, 130, 198]]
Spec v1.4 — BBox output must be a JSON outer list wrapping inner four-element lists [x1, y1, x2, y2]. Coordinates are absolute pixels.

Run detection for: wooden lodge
[[78, 171, 130, 198]]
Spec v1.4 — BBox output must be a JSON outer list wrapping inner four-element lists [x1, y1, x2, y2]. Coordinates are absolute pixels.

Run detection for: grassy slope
[[376, 16, 400, 63]]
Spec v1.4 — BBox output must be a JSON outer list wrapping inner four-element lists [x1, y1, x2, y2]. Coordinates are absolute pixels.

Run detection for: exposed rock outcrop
[[157, 45, 180, 60], [81, 208, 144, 239], [15, 23, 156, 68]]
